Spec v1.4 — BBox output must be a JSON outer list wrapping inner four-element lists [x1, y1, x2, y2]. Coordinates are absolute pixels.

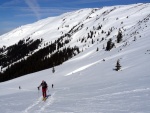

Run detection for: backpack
[[41, 82, 47, 88]]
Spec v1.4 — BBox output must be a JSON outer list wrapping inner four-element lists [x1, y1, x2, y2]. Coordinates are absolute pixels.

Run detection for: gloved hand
[[38, 87, 40, 90]]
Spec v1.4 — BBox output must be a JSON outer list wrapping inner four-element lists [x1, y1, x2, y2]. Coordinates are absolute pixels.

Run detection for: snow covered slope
[[0, 3, 149, 48], [0, 3, 150, 113]]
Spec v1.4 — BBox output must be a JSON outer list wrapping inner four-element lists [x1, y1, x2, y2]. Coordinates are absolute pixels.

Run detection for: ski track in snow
[[37, 92, 55, 113], [23, 97, 42, 113], [22, 92, 55, 113]]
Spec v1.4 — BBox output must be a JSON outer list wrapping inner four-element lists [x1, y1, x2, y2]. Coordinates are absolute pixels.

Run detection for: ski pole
[[38, 87, 39, 97], [47, 87, 50, 96]]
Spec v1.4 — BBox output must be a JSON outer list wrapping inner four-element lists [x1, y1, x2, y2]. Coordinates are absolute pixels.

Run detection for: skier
[[52, 84, 54, 88], [38, 80, 48, 100]]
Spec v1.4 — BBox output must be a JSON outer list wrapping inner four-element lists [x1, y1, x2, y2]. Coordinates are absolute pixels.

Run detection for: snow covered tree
[[115, 59, 121, 71], [106, 39, 114, 51], [107, 31, 110, 36], [116, 30, 123, 43], [92, 39, 94, 44]]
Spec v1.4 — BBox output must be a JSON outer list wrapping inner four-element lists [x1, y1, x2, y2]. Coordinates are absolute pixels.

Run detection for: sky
[[0, 0, 149, 35]]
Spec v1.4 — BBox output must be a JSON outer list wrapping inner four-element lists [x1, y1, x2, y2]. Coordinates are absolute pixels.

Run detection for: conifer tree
[[92, 39, 94, 44], [106, 39, 113, 51], [115, 59, 121, 71], [117, 30, 123, 43], [52, 66, 55, 73], [96, 47, 99, 51]]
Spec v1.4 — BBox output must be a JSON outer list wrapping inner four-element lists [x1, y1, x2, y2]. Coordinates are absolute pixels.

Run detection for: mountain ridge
[[0, 3, 150, 82]]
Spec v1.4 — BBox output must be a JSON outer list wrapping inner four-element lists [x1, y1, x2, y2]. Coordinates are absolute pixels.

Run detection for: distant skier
[[52, 84, 54, 88], [19, 86, 21, 89], [38, 80, 48, 100]]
